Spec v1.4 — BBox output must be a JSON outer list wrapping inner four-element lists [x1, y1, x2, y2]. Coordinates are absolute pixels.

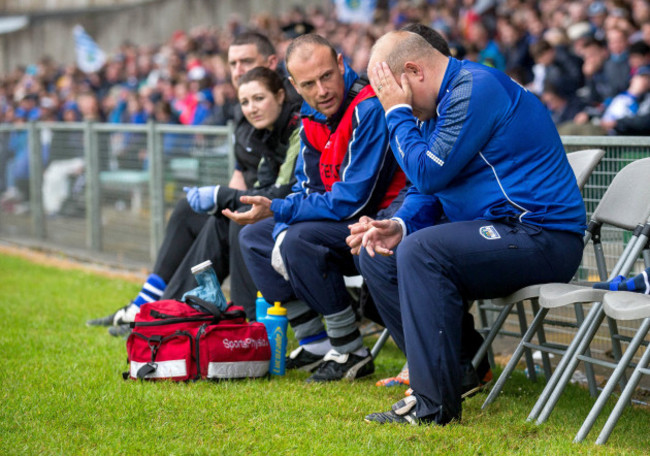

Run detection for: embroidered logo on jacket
[[479, 225, 501, 240]]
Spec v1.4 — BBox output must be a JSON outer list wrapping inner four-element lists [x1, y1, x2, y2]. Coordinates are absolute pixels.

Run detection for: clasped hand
[[346, 216, 403, 257]]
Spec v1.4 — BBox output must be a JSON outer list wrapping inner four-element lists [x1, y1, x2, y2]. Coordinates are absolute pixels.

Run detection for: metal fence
[[2, 126, 647, 270], [1, 123, 649, 365], [0, 121, 233, 264]]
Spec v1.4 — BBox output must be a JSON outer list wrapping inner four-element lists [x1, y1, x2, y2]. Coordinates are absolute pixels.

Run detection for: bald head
[[369, 31, 444, 77], [368, 30, 450, 121]]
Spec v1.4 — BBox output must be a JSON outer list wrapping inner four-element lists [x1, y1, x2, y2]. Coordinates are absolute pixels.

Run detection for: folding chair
[[573, 248, 650, 443], [473, 149, 606, 379], [591, 291, 650, 444], [482, 157, 650, 415]]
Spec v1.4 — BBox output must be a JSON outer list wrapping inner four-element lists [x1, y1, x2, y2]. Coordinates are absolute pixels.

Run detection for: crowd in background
[[2, 1, 650, 133], [1, 0, 650, 165]]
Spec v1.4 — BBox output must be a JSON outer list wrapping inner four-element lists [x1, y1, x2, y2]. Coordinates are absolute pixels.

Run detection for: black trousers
[[156, 198, 258, 319]]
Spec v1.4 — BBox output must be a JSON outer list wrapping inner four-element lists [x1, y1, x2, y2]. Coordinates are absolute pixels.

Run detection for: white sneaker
[[112, 302, 140, 325]]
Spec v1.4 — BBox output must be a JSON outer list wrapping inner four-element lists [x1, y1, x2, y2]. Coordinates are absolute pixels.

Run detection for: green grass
[[0, 253, 648, 455]]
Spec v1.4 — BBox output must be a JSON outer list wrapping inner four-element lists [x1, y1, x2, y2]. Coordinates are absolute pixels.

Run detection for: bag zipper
[[135, 315, 216, 327], [150, 310, 213, 319], [195, 323, 209, 380]]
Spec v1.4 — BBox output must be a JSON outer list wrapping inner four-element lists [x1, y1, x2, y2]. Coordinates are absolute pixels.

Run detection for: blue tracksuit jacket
[[389, 58, 586, 236]]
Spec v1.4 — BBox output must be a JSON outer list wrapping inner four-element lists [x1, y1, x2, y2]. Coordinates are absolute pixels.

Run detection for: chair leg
[[530, 299, 552, 379], [596, 321, 650, 445], [370, 328, 391, 360], [536, 305, 607, 424], [605, 315, 629, 393], [476, 299, 496, 368], [575, 317, 650, 443], [516, 301, 537, 381], [482, 307, 549, 409], [574, 302, 599, 397], [472, 301, 515, 371], [475, 299, 491, 367], [527, 301, 602, 422]]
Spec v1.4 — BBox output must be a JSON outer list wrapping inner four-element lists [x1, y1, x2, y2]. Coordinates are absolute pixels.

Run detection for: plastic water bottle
[[255, 291, 272, 322], [182, 260, 228, 312], [262, 301, 288, 376]]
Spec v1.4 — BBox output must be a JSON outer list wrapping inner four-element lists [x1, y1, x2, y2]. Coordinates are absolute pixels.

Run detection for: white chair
[[591, 291, 650, 444], [473, 149, 606, 379], [483, 157, 650, 418]]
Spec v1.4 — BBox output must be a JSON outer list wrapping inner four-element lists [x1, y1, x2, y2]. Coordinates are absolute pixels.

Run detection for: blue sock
[[593, 267, 650, 294], [620, 268, 650, 294], [593, 274, 626, 291], [133, 273, 166, 307]]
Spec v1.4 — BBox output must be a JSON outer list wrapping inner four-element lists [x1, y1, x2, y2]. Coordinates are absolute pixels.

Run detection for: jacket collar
[[436, 57, 460, 108]]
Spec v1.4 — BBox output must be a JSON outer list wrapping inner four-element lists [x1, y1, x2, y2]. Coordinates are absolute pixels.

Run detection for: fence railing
[[1, 121, 234, 263], [3, 125, 648, 270]]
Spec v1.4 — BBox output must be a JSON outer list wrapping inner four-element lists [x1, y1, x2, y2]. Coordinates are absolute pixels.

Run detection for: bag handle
[[184, 295, 224, 320], [223, 307, 246, 321], [184, 296, 246, 321]]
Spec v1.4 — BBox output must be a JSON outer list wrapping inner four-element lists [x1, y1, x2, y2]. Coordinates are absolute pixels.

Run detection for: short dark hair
[[237, 66, 284, 95], [285, 33, 337, 73], [530, 40, 553, 59], [231, 31, 276, 58], [582, 36, 607, 49], [630, 40, 650, 56], [401, 23, 451, 57], [543, 80, 568, 99]]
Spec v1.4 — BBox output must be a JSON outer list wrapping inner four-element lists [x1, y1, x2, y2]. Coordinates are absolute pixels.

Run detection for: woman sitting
[[88, 66, 302, 334]]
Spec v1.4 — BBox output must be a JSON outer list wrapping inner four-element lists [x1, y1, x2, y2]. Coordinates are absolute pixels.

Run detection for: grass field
[[0, 252, 648, 455]]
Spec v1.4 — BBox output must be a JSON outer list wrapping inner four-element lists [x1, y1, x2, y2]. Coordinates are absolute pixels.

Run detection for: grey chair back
[[566, 149, 605, 190], [592, 156, 650, 230]]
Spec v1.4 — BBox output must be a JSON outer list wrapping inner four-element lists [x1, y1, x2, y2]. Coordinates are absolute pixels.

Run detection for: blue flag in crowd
[[334, 0, 377, 24], [73, 25, 106, 74]]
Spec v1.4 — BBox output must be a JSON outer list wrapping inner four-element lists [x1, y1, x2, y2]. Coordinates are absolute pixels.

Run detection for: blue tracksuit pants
[[239, 217, 359, 315], [358, 219, 583, 424]]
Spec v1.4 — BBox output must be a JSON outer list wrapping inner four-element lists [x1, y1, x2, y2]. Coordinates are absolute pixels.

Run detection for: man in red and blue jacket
[[225, 34, 405, 382]]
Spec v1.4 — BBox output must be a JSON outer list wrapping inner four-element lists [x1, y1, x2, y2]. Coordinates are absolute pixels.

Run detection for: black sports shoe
[[306, 349, 374, 382], [87, 302, 139, 327], [365, 396, 419, 425], [108, 324, 132, 338], [86, 309, 118, 327], [286, 346, 325, 372]]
